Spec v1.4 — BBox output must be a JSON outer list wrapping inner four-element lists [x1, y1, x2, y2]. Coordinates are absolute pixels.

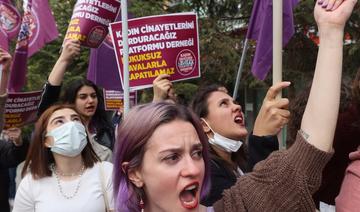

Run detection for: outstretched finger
[[264, 81, 291, 101]]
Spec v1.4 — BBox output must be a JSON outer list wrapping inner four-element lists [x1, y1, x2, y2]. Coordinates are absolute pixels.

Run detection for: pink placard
[[65, 0, 121, 48], [4, 90, 42, 129], [110, 12, 200, 90]]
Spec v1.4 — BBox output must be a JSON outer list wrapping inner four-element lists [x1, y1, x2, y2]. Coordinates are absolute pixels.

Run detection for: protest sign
[[0, 29, 7, 50], [103, 89, 136, 111], [109, 12, 200, 90], [8, 0, 58, 91], [0, 64, 2, 83], [0, 0, 21, 40], [65, 0, 121, 48], [87, 34, 123, 90], [4, 90, 42, 128]]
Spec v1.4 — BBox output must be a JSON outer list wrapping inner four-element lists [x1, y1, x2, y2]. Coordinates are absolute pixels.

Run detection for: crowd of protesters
[[0, 0, 358, 211]]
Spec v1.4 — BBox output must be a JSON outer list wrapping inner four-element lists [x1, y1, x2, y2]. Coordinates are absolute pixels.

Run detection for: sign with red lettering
[[109, 12, 200, 90], [65, 0, 121, 48], [4, 90, 42, 129]]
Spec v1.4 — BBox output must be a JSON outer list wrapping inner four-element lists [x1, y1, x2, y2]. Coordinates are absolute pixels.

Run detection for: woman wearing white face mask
[[13, 104, 114, 212], [191, 82, 290, 206]]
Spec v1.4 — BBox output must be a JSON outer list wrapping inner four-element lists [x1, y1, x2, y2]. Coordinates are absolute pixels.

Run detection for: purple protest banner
[[28, 0, 58, 56], [87, 13, 128, 91], [87, 34, 122, 90], [4, 90, 42, 129], [0, 28, 8, 50], [8, 0, 58, 92], [0, 0, 21, 40], [7, 0, 31, 92], [110, 12, 200, 90], [247, 0, 298, 80], [103, 89, 136, 111], [65, 0, 121, 48]]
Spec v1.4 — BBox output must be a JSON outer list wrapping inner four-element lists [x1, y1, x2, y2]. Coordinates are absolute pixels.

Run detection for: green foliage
[[174, 82, 199, 105], [22, 0, 360, 97], [21, 0, 89, 91]]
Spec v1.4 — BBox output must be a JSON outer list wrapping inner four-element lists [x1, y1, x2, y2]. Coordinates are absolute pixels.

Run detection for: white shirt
[[13, 161, 114, 212]]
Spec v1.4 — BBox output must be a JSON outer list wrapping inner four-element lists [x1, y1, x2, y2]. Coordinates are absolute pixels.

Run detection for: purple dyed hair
[[113, 102, 211, 211]]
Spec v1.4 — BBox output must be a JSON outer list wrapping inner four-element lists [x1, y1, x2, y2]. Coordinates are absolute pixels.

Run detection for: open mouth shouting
[[179, 182, 200, 210], [234, 113, 245, 126], [85, 105, 96, 113]]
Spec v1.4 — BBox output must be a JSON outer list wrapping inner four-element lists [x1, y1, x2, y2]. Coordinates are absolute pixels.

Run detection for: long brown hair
[[190, 84, 247, 172], [22, 104, 100, 179]]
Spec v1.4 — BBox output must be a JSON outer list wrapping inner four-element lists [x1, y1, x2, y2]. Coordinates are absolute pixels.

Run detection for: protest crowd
[[0, 0, 359, 211]]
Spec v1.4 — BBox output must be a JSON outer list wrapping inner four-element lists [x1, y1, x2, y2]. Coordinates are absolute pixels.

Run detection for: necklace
[[51, 163, 85, 177], [51, 164, 85, 199]]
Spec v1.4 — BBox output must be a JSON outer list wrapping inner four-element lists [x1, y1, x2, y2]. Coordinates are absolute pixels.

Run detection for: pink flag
[[8, 0, 58, 91], [0, 0, 21, 40], [28, 0, 58, 56], [0, 28, 8, 50]]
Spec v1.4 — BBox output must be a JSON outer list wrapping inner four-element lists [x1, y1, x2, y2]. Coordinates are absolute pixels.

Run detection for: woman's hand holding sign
[[48, 39, 81, 86]]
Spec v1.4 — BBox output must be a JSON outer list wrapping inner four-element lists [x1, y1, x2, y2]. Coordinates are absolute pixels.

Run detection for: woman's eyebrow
[[49, 116, 64, 124]]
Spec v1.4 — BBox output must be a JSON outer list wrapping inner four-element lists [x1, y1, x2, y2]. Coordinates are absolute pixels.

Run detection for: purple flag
[[28, 0, 58, 56], [0, 0, 21, 40], [247, 0, 298, 80], [0, 28, 8, 50], [87, 14, 127, 91], [87, 35, 123, 91], [8, 0, 58, 91]]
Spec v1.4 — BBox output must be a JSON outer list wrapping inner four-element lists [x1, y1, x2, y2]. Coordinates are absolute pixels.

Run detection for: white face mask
[[46, 121, 87, 157], [201, 118, 243, 152]]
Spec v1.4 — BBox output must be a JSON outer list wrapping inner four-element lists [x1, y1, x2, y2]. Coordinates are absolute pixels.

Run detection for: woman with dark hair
[[190, 81, 290, 205], [113, 1, 355, 211], [13, 104, 114, 212], [38, 39, 114, 161]]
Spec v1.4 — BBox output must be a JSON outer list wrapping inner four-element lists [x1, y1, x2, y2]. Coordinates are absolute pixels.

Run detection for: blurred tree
[[20, 0, 360, 99]]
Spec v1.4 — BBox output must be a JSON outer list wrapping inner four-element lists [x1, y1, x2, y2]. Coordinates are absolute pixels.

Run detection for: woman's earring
[[140, 198, 144, 212]]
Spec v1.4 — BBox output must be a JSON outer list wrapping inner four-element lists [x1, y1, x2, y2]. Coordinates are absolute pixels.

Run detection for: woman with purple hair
[[113, 0, 355, 211], [114, 103, 212, 211]]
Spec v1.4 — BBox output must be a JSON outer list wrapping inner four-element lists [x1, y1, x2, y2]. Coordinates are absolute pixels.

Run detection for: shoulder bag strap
[[99, 162, 110, 212]]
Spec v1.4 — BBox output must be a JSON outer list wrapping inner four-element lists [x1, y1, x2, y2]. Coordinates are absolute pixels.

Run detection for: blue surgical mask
[[46, 121, 87, 157], [201, 118, 243, 152]]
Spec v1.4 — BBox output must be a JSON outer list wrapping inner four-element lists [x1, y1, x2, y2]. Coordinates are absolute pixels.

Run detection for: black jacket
[[0, 139, 29, 212], [38, 82, 114, 150], [201, 133, 279, 206]]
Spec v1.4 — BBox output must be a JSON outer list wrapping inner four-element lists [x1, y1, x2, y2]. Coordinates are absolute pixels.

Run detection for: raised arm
[[0, 48, 12, 132], [0, 48, 12, 95], [247, 82, 290, 170], [37, 39, 81, 116], [301, 0, 356, 152], [213, 1, 356, 211], [48, 39, 81, 85]]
